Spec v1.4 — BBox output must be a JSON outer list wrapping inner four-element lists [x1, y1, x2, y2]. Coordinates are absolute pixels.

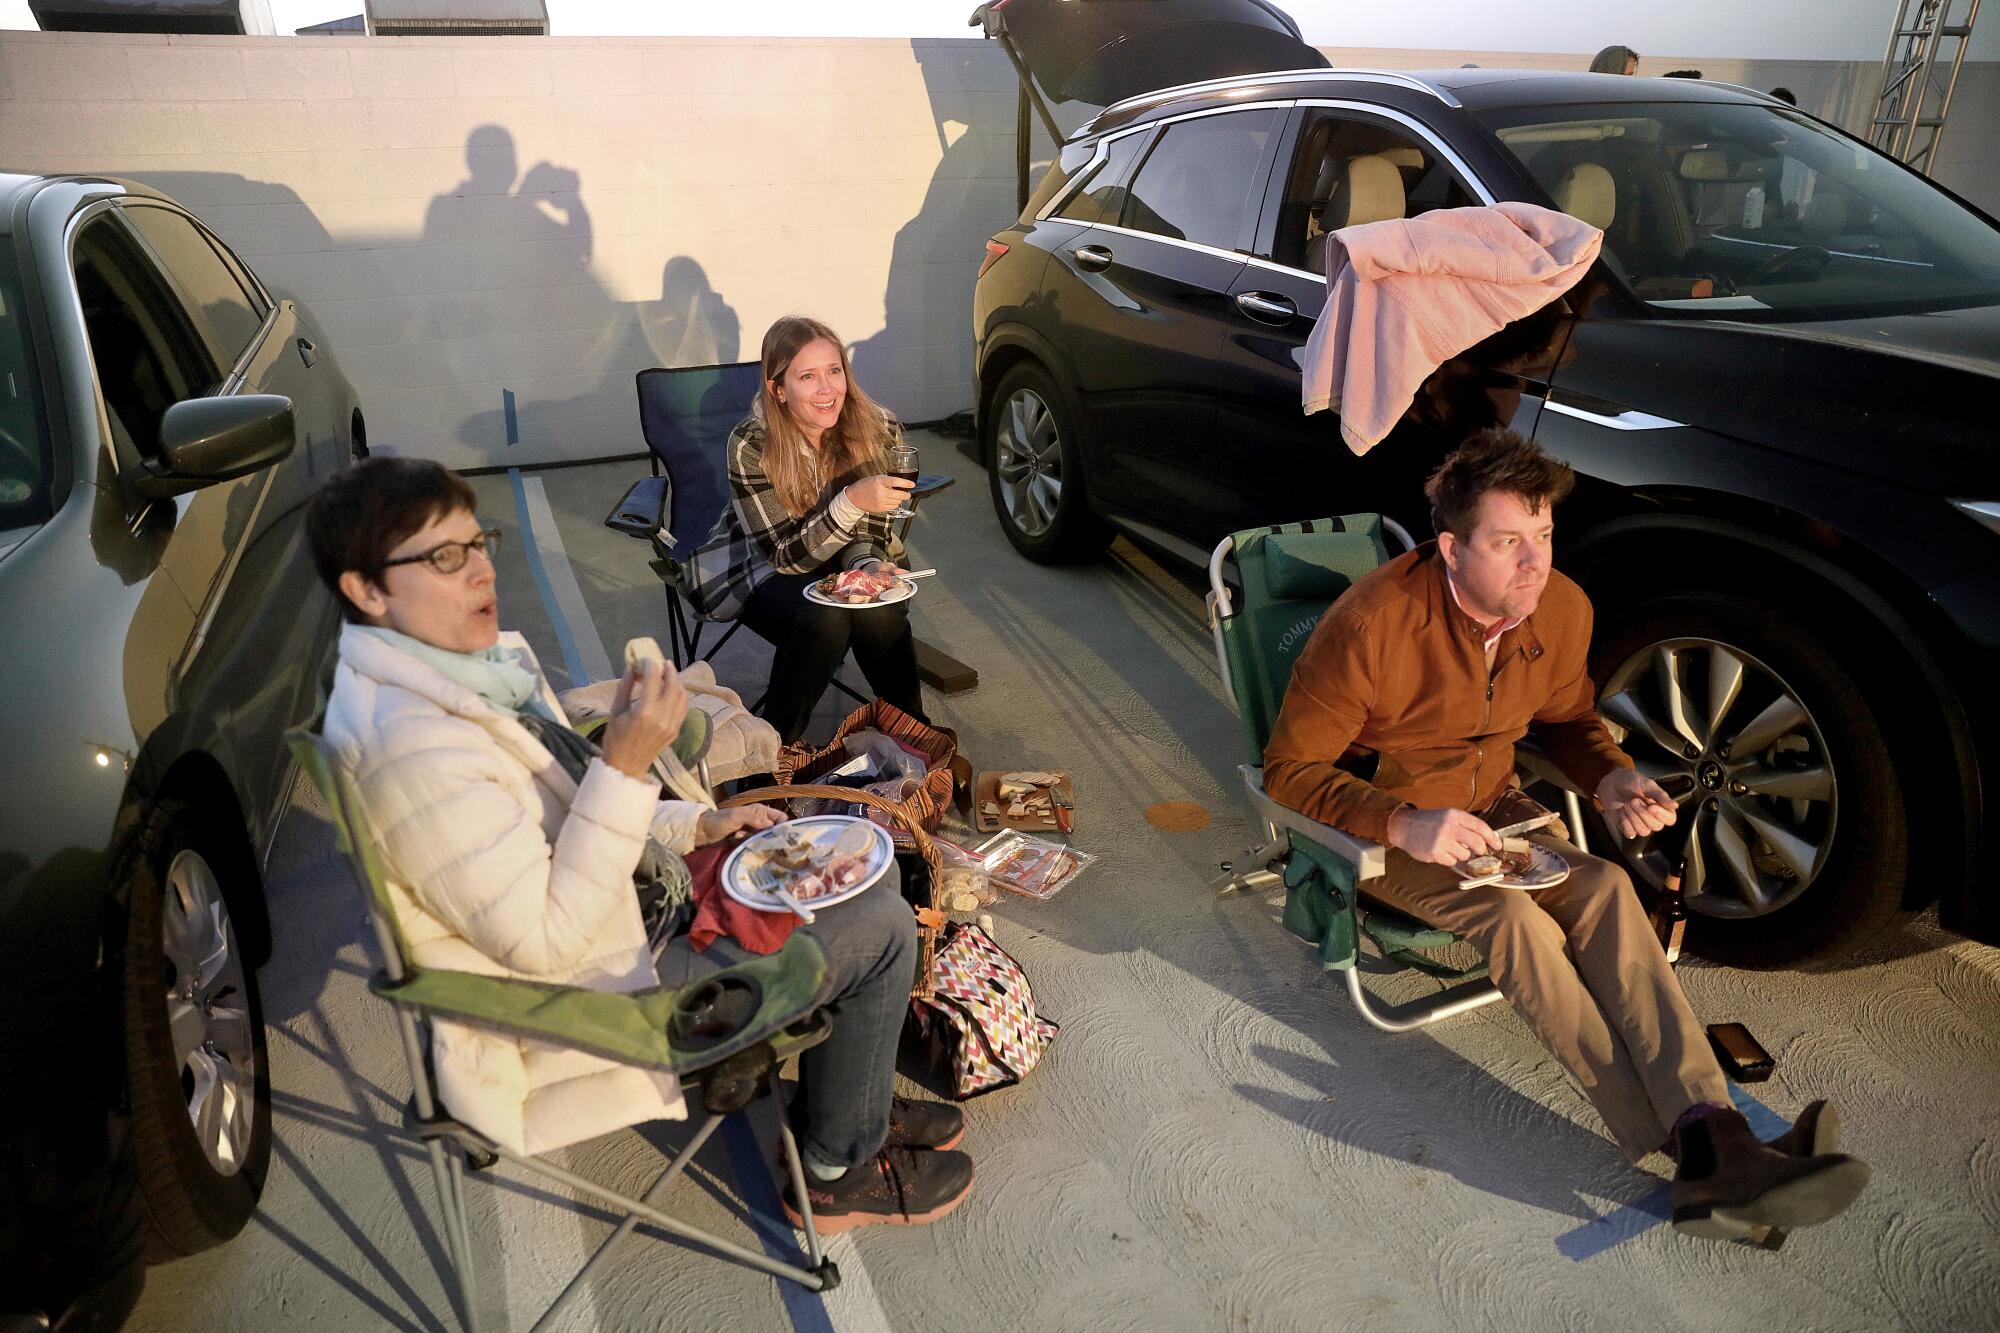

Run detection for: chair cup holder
[[670, 974, 765, 1051]]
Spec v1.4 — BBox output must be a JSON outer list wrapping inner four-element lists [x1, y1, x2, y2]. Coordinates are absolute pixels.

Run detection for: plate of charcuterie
[[1456, 839, 1570, 891], [720, 816, 895, 912], [804, 567, 916, 608]]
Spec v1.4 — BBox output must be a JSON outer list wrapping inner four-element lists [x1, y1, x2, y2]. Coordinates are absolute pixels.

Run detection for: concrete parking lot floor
[[132, 436, 2000, 1332]]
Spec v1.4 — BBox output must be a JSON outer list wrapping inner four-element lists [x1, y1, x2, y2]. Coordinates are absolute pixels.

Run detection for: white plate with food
[[720, 816, 895, 913], [1457, 838, 1570, 891], [804, 568, 917, 608]]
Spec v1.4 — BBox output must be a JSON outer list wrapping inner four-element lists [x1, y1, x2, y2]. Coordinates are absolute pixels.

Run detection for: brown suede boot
[[1670, 1108, 1869, 1240]]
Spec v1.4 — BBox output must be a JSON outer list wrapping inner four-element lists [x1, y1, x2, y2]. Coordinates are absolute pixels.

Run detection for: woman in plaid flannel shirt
[[686, 316, 927, 743]]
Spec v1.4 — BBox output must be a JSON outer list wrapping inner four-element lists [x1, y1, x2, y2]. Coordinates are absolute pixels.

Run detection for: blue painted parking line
[[722, 1116, 839, 1333], [1556, 1084, 1795, 1260], [508, 467, 591, 687]]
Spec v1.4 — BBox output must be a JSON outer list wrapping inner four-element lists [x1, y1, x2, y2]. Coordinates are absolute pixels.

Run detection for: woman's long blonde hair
[[757, 315, 893, 517]]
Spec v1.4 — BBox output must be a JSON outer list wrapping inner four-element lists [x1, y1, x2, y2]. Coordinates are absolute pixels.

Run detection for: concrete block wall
[[0, 31, 1040, 467], [0, 31, 1993, 469]]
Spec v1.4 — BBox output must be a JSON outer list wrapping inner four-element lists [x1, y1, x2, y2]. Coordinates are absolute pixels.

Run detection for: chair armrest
[[1239, 764, 1387, 881], [373, 932, 832, 1076], [1513, 739, 1587, 796]]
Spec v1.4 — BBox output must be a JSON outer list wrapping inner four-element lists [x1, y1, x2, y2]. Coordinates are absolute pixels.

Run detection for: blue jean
[[656, 860, 918, 1168]]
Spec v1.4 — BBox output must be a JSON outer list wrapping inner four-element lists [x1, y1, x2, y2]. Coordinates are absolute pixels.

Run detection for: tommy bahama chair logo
[[1277, 612, 1322, 654]]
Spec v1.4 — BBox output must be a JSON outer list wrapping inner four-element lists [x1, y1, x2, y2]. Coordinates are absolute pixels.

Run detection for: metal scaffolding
[[1869, 0, 1983, 176]]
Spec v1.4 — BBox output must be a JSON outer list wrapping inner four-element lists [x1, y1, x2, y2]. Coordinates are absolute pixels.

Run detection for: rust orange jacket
[[1263, 544, 1632, 841]]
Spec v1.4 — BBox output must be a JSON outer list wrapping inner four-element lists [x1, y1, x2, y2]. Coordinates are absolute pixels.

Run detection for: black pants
[[738, 567, 925, 744]]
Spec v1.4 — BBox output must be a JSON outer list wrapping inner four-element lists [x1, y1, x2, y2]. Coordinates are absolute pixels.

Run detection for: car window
[[73, 215, 218, 459], [122, 204, 269, 374], [0, 243, 54, 535], [1054, 132, 1149, 226], [1480, 100, 2000, 320], [1120, 108, 1282, 250], [1266, 112, 1479, 272], [1023, 139, 1097, 221]]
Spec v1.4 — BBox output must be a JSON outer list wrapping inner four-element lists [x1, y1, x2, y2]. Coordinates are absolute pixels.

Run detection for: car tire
[[1589, 591, 1908, 968], [120, 797, 272, 1259], [984, 361, 1111, 562]]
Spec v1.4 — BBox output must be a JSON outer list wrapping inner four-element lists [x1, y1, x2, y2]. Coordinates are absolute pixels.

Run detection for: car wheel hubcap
[[1598, 638, 1837, 920], [994, 388, 1063, 539], [162, 849, 255, 1176]]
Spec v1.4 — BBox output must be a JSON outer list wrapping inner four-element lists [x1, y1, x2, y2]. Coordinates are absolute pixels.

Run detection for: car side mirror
[[135, 394, 296, 499]]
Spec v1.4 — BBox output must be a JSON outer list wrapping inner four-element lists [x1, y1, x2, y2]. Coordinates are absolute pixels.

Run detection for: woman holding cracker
[[307, 456, 976, 1233]]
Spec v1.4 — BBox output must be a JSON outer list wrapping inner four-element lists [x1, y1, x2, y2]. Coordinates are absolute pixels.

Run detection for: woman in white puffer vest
[[306, 456, 976, 1234]]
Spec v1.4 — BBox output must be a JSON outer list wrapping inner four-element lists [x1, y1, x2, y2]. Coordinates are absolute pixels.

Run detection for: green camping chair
[[286, 721, 845, 1333], [1207, 514, 1591, 1033]]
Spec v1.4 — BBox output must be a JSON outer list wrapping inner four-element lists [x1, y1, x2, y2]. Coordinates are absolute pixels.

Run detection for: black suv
[[972, 68, 2000, 965], [1, 174, 361, 1328]]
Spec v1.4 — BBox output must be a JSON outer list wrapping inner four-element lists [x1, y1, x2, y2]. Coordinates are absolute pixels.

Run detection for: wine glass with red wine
[[886, 443, 919, 519]]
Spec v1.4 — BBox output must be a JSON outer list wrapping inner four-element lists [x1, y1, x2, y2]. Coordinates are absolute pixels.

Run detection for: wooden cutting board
[[974, 771, 1075, 834]]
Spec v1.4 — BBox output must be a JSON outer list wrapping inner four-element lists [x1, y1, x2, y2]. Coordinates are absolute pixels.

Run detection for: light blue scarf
[[356, 625, 558, 721]]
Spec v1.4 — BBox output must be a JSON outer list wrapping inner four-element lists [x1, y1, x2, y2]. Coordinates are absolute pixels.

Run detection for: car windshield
[[0, 242, 55, 545], [1478, 100, 2000, 321]]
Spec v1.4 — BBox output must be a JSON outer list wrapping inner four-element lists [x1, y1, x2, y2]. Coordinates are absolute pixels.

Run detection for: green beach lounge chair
[[1206, 513, 1591, 1032]]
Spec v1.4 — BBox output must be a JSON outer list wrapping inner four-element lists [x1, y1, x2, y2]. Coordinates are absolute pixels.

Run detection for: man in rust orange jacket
[[1265, 428, 1868, 1239]]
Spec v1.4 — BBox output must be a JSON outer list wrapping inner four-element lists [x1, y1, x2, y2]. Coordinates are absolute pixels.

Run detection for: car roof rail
[[1088, 67, 1460, 134], [1690, 78, 1784, 104]]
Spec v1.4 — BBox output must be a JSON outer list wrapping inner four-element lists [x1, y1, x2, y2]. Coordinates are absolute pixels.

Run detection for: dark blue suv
[[973, 67, 2000, 967]]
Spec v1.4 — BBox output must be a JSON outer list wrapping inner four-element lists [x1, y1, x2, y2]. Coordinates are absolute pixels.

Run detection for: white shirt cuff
[[828, 488, 866, 531]]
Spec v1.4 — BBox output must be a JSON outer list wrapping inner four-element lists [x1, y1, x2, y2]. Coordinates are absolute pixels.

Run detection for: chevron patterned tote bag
[[915, 921, 1058, 1098]]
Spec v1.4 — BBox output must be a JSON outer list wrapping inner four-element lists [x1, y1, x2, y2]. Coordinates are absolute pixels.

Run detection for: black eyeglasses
[[382, 528, 502, 576]]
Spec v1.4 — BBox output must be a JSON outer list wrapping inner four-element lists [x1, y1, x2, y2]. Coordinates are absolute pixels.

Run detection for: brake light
[[978, 239, 1010, 279]]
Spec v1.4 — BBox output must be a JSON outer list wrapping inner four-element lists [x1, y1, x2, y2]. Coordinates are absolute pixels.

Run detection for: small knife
[[1490, 812, 1558, 841], [1048, 784, 1074, 834]]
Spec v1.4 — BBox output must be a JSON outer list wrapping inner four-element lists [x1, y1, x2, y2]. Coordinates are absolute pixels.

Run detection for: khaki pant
[[1367, 836, 1731, 1160]]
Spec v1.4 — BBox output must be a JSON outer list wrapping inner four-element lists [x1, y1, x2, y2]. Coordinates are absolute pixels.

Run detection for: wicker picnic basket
[[721, 782, 944, 999], [771, 700, 958, 835]]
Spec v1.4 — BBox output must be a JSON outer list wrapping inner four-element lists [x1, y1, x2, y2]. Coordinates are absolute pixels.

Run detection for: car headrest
[[1678, 148, 1730, 182], [1553, 162, 1616, 231], [1325, 154, 1407, 230]]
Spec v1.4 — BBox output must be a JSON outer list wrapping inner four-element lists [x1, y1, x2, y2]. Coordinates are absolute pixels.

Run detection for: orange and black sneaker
[[784, 1146, 974, 1235]]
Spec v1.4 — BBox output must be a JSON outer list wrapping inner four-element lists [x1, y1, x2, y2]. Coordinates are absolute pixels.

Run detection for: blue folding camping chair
[[604, 363, 765, 669]]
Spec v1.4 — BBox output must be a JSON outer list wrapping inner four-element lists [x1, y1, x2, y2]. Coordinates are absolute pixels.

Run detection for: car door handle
[[296, 336, 317, 368], [1070, 244, 1113, 272], [1234, 291, 1297, 323]]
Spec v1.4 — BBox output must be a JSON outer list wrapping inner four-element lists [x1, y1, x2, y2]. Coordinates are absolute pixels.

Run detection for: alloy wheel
[[160, 848, 258, 1176], [1598, 638, 1837, 919], [993, 387, 1063, 539]]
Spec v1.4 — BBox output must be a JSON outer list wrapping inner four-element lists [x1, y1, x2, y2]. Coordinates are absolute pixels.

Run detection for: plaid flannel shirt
[[683, 413, 902, 621]]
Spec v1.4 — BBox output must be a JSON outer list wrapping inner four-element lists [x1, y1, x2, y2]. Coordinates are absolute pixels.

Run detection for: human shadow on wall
[[430, 126, 648, 460], [438, 137, 744, 462]]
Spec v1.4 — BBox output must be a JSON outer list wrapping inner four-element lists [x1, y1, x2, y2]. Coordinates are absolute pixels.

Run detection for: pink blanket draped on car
[[1301, 202, 1603, 455]]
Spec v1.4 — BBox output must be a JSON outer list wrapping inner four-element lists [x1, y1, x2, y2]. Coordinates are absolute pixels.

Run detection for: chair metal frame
[[1205, 516, 1590, 1033], [291, 729, 842, 1332]]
